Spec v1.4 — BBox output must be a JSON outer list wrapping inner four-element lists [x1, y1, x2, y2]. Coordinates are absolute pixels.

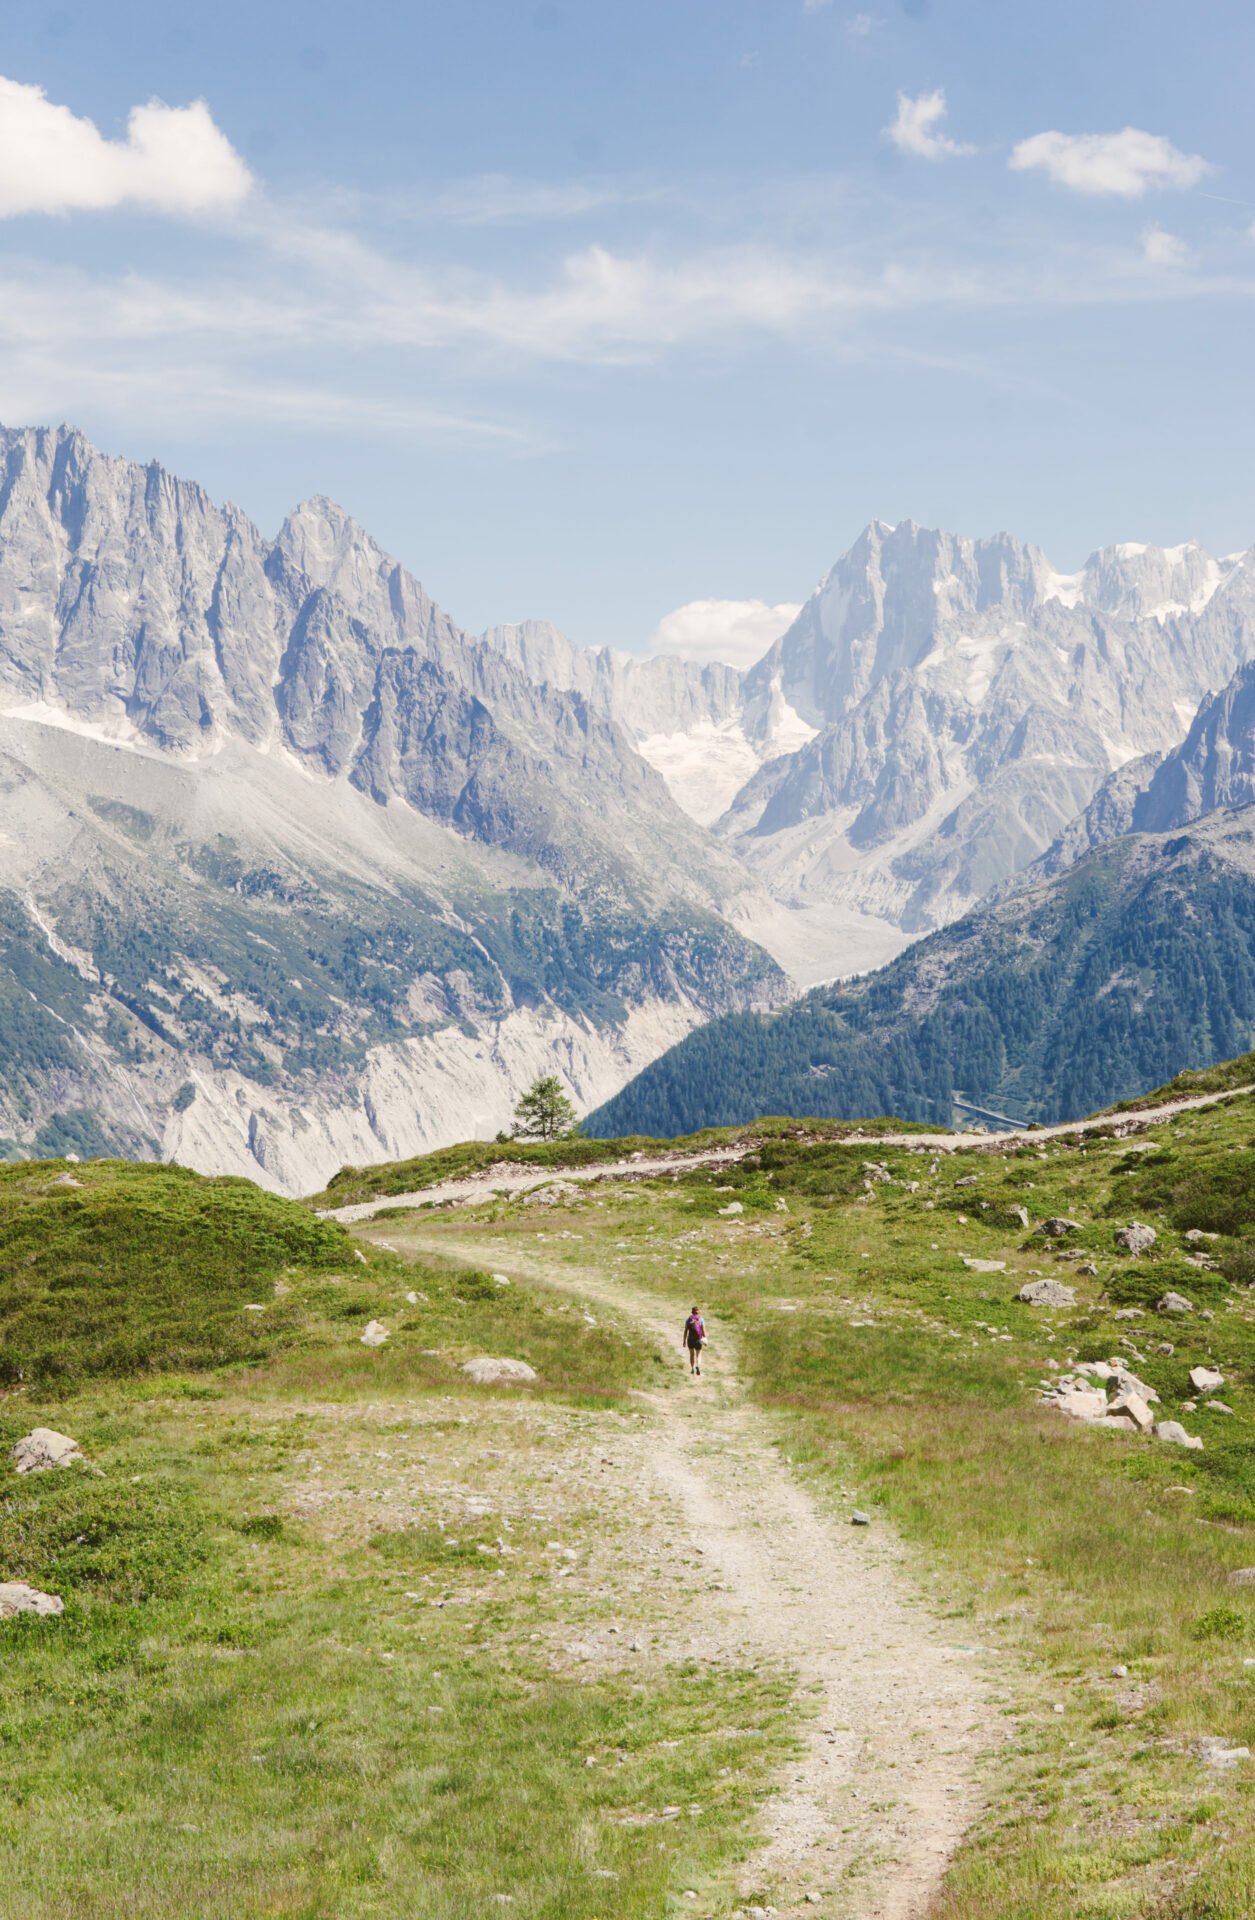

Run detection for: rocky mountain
[[0, 425, 783, 1192], [710, 521, 1255, 936], [1032, 652, 1255, 882], [587, 805, 1255, 1139]]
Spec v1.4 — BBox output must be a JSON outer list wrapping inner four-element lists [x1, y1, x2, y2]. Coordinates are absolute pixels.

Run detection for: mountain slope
[[0, 426, 784, 1191], [587, 806, 1255, 1137], [712, 521, 1255, 935]]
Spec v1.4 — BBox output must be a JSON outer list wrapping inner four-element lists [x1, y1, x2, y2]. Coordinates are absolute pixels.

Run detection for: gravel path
[[405, 1231, 994, 1919], [328, 1081, 1254, 1224]]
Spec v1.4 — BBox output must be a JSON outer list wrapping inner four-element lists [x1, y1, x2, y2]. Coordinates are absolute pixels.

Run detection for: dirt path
[[390, 1227, 993, 1919], [328, 1082, 1253, 1224]]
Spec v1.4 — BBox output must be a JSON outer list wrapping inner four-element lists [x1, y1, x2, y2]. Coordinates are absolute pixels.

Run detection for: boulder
[[1197, 1738, 1250, 1770], [1184, 1229, 1220, 1244], [1018, 1278, 1077, 1308], [360, 1321, 390, 1347], [1111, 1367, 1159, 1404], [954, 1175, 979, 1188], [10, 1428, 83, 1475], [1158, 1292, 1195, 1315], [1115, 1222, 1157, 1256], [962, 1257, 1006, 1273], [0, 1582, 63, 1618], [1036, 1218, 1084, 1237], [718, 1201, 744, 1216], [1051, 1386, 1109, 1422], [462, 1357, 538, 1385], [1190, 1366, 1225, 1394], [1155, 1420, 1204, 1450], [523, 1181, 580, 1207], [1009, 1205, 1031, 1230], [1107, 1391, 1154, 1433]]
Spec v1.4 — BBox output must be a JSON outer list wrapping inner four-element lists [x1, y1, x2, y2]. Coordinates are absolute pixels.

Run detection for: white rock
[[1155, 1420, 1204, 1450], [492, 1273, 512, 1286], [10, 1428, 83, 1474], [360, 1321, 390, 1347], [850, 1510, 871, 1526], [1051, 1387, 1109, 1422], [462, 1357, 538, 1385], [1158, 1292, 1194, 1314], [1019, 1278, 1077, 1308], [0, 1582, 63, 1618], [1190, 1366, 1225, 1394], [962, 1257, 1006, 1273], [718, 1201, 743, 1216], [1115, 1221, 1156, 1256], [1107, 1390, 1154, 1433]]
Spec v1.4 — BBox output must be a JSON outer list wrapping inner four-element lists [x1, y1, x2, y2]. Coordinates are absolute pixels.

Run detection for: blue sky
[[1, 0, 1254, 659]]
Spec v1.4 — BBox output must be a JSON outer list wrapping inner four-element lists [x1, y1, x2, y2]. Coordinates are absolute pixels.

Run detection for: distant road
[[328, 1081, 1254, 1222]]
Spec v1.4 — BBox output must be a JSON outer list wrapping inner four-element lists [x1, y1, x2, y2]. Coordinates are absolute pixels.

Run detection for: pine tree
[[512, 1074, 579, 1141]]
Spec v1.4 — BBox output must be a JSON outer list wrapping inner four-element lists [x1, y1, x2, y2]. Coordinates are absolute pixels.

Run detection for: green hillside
[[587, 817, 1255, 1140]]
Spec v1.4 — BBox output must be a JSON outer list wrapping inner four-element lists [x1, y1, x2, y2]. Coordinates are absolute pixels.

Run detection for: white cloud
[[802, 0, 835, 12], [885, 90, 975, 162], [846, 12, 877, 38], [0, 74, 252, 218], [647, 598, 801, 669], [1009, 127, 1211, 198], [1142, 225, 1190, 268]]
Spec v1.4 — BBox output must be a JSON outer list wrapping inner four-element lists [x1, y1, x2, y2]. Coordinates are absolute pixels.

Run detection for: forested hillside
[[587, 811, 1255, 1137]]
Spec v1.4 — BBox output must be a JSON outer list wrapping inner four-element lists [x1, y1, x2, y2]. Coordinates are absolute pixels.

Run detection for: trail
[[386, 1226, 993, 1919], [328, 1080, 1254, 1222]]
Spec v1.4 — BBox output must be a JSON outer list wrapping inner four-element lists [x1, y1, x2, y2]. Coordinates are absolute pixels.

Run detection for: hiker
[[683, 1306, 706, 1375]]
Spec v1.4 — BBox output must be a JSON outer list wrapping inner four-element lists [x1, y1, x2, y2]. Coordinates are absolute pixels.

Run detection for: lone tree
[[511, 1074, 579, 1141]]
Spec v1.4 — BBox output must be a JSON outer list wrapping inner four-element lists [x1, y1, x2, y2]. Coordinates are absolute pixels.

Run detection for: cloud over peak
[[0, 75, 253, 219], [884, 89, 974, 161], [1009, 126, 1211, 198], [647, 598, 801, 669]]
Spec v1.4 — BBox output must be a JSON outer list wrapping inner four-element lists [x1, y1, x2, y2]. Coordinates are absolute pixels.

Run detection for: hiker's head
[[691, 1306, 699, 1315]]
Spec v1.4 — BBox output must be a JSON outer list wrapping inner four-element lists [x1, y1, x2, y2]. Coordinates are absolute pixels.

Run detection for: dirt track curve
[[328, 1081, 1254, 1224]]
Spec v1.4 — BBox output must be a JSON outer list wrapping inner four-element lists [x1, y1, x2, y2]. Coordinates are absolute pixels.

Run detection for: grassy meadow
[[0, 1158, 790, 1918], [381, 1086, 1255, 1920]]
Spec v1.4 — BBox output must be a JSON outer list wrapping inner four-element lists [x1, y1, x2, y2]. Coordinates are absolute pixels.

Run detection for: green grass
[[402, 1081, 1255, 1918], [309, 1113, 937, 1209], [0, 1154, 791, 1916], [0, 1384, 789, 1918]]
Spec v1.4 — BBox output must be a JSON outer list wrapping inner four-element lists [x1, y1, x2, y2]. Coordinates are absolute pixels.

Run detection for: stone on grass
[[1036, 1217, 1084, 1237], [1158, 1292, 1195, 1315], [462, 1357, 538, 1385], [1155, 1420, 1204, 1451], [1198, 1738, 1250, 1770], [360, 1321, 390, 1347], [0, 1582, 63, 1618], [850, 1510, 871, 1526], [1227, 1569, 1255, 1586], [1115, 1221, 1157, 1256], [954, 1174, 979, 1188], [718, 1201, 744, 1216], [1018, 1278, 1077, 1308], [1009, 1205, 1031, 1229], [1190, 1366, 1225, 1394], [10, 1429, 83, 1475], [1107, 1390, 1154, 1433], [523, 1181, 579, 1208], [1201, 1401, 1234, 1415], [1111, 1367, 1159, 1404], [1051, 1386, 1109, 1422], [1184, 1229, 1220, 1243], [962, 1257, 1006, 1273], [492, 1273, 512, 1287]]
